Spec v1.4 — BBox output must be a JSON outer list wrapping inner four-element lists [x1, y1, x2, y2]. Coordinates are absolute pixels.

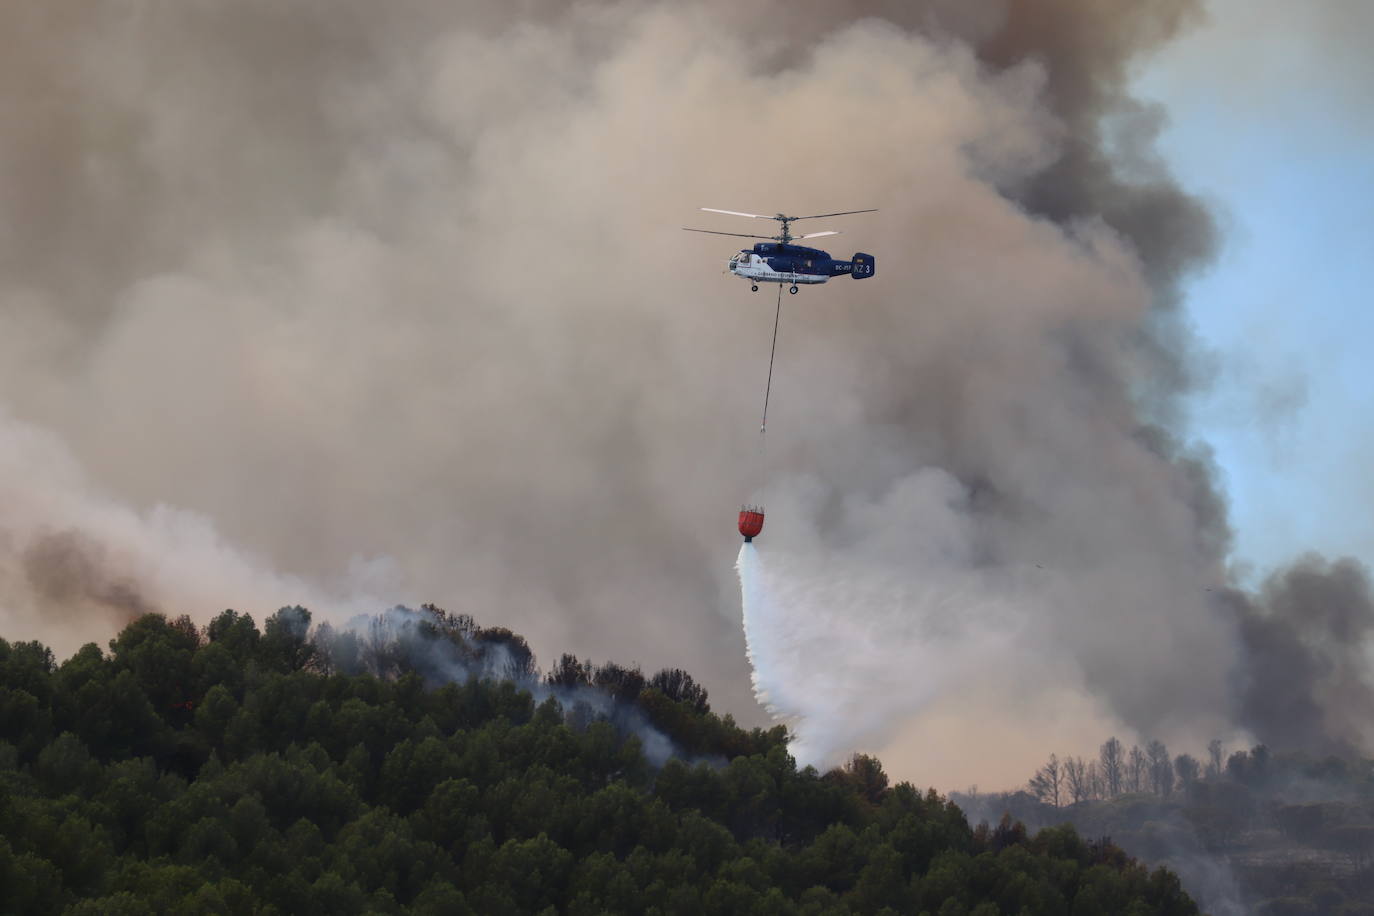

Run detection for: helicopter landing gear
[[751, 284, 759, 292], [789, 285, 799, 295]]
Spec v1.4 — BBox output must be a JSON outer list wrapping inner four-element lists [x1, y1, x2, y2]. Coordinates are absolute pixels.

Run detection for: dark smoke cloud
[[973, 0, 1217, 284], [0, 0, 1367, 786], [23, 529, 155, 624], [1223, 557, 1374, 756], [712, 0, 1217, 290]]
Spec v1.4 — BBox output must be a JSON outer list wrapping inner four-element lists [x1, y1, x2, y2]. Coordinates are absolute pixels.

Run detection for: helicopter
[[683, 207, 876, 293]]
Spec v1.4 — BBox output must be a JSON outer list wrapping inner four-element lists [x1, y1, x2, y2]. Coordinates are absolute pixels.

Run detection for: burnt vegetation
[[0, 606, 1197, 914], [959, 738, 1374, 914]]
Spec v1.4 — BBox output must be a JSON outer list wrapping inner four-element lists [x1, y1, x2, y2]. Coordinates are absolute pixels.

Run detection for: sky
[[1135, 0, 1374, 578]]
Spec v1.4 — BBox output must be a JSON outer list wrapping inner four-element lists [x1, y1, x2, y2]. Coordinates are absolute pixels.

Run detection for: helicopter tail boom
[[850, 253, 875, 279]]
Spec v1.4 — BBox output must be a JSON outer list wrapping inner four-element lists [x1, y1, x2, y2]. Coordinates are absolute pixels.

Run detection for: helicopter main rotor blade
[[795, 230, 839, 240], [790, 208, 878, 221], [682, 228, 779, 240], [700, 207, 774, 220]]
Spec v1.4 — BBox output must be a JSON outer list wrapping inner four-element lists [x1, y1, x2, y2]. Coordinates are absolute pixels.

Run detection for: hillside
[[0, 606, 1198, 914], [957, 749, 1374, 915]]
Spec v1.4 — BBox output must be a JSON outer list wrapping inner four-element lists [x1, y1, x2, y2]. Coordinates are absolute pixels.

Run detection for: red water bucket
[[738, 505, 765, 541]]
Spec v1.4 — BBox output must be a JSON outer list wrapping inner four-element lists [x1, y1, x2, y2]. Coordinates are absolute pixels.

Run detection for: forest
[[955, 738, 1374, 914], [0, 604, 1200, 914]]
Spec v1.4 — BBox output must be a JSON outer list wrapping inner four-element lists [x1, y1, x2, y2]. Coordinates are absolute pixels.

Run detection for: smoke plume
[[1222, 557, 1374, 758], [0, 410, 384, 652], [0, 1, 1369, 787]]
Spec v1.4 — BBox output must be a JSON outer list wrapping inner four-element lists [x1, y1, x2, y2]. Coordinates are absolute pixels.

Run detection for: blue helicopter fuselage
[[729, 242, 875, 287]]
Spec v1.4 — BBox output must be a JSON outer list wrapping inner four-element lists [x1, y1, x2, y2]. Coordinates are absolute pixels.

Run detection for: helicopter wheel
[[789, 285, 799, 295], [751, 284, 759, 292]]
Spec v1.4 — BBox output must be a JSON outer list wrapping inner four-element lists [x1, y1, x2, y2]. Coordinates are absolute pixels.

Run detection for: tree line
[[0, 606, 1200, 914], [1000, 736, 1374, 914], [1027, 736, 1247, 807]]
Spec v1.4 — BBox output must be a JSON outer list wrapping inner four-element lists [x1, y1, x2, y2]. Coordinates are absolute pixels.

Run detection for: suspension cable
[[760, 283, 783, 435]]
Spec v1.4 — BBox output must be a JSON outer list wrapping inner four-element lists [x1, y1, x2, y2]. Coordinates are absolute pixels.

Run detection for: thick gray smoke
[[1220, 557, 1374, 758], [0, 409, 379, 651], [0, 1, 1368, 787]]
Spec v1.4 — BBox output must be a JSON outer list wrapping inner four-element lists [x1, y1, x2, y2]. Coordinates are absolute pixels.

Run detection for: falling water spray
[[735, 491, 1039, 774], [735, 542, 822, 763], [735, 544, 781, 712], [735, 540, 932, 769]]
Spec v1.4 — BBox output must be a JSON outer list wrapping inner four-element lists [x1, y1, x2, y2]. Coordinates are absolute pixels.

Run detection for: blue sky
[[1134, 0, 1374, 578]]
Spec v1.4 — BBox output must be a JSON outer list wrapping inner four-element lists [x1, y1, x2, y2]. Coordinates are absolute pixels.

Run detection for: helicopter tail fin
[[850, 253, 875, 279]]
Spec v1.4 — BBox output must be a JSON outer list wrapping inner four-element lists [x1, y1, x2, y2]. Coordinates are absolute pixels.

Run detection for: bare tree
[[1146, 740, 1174, 797], [1029, 754, 1063, 807], [1087, 761, 1104, 801], [1174, 753, 1201, 790], [1099, 737, 1124, 797], [1206, 739, 1225, 780], [1064, 756, 1091, 805], [1127, 744, 1147, 793]]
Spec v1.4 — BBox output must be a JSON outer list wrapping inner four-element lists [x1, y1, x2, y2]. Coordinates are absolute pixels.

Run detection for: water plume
[[736, 476, 1036, 772]]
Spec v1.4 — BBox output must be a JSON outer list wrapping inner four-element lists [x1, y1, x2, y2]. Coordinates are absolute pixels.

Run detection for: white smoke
[[0, 409, 397, 656]]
